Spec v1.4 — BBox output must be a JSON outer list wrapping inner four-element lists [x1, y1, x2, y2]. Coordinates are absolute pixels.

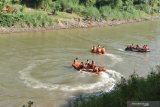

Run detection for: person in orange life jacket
[[97, 45, 102, 53], [80, 62, 85, 69], [93, 66, 100, 73], [91, 46, 97, 53], [73, 58, 78, 64], [73, 57, 81, 68], [136, 44, 140, 49], [101, 46, 106, 54], [85, 59, 90, 68], [146, 45, 149, 50], [90, 60, 96, 69]]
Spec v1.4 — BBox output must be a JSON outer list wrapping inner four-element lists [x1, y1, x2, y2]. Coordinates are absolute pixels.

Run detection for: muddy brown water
[[0, 21, 160, 107]]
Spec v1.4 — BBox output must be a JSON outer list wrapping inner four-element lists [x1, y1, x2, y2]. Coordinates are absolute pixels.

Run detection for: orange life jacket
[[101, 48, 106, 54], [97, 48, 101, 53]]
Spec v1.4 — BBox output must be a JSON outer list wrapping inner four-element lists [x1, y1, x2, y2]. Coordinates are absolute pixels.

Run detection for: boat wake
[[19, 59, 123, 93], [105, 53, 123, 67], [118, 48, 125, 52]]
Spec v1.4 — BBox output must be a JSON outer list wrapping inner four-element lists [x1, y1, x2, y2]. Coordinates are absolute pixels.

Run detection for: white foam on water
[[118, 48, 125, 52], [105, 53, 123, 62], [19, 59, 123, 93], [101, 72, 110, 78], [105, 53, 123, 67], [106, 70, 123, 81]]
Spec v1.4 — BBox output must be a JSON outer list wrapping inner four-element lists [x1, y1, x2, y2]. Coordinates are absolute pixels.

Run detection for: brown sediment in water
[[0, 15, 160, 34]]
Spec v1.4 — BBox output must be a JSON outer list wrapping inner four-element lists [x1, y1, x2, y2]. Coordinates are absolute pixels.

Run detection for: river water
[[0, 21, 160, 107]]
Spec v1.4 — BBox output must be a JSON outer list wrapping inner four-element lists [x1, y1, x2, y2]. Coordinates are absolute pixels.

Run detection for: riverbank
[[0, 15, 160, 34]]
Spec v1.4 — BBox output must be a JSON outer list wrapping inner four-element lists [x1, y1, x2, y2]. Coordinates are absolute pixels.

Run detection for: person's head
[[87, 59, 89, 62], [81, 62, 83, 64], [76, 58, 78, 60], [98, 45, 100, 47]]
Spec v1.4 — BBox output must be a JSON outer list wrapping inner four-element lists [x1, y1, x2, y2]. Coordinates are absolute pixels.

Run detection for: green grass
[[22, 12, 53, 27], [0, 11, 54, 27], [99, 6, 147, 20], [54, 12, 74, 19], [69, 66, 160, 107]]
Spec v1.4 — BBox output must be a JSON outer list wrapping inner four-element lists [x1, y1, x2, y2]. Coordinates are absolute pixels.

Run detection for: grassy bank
[[0, 11, 54, 27], [0, 0, 160, 28], [69, 66, 160, 107]]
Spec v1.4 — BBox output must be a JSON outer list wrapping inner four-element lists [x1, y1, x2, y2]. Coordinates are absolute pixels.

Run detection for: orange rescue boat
[[91, 46, 106, 54], [72, 61, 106, 75]]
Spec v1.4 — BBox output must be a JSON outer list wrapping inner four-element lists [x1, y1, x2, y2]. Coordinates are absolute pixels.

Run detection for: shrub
[[99, 6, 112, 18], [52, 1, 62, 11], [0, 11, 53, 27], [139, 4, 152, 14], [0, 12, 21, 27], [82, 6, 101, 18], [72, 4, 86, 15]]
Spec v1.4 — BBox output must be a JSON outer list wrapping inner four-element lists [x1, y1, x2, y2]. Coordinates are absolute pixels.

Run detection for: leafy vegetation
[[0, 0, 160, 27], [0, 11, 53, 27], [69, 65, 160, 107]]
